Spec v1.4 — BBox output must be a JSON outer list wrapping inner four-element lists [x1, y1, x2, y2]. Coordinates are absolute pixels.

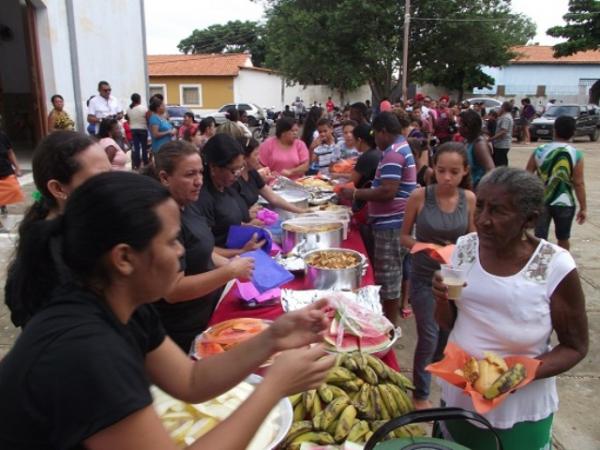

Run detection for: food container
[[261, 190, 309, 221], [281, 220, 344, 255], [304, 248, 367, 290]]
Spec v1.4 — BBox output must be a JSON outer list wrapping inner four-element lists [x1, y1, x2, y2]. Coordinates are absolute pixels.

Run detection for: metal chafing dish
[[281, 220, 344, 255]]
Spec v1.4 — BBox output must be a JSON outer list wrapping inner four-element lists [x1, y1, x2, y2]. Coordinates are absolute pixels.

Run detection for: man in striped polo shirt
[[349, 112, 416, 324]]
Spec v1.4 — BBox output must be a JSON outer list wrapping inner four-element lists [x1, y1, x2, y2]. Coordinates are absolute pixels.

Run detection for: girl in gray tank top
[[400, 142, 476, 408]]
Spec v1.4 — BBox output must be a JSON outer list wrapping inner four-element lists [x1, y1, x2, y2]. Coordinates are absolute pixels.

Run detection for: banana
[[387, 368, 416, 391], [364, 430, 374, 442], [327, 384, 350, 399], [289, 431, 335, 448], [317, 384, 334, 404], [335, 353, 345, 367], [353, 383, 371, 414], [394, 426, 411, 438], [302, 389, 317, 414], [339, 380, 361, 392], [311, 395, 323, 418], [334, 404, 357, 442], [293, 401, 306, 422], [484, 363, 526, 400], [370, 384, 390, 420], [312, 411, 324, 430], [370, 420, 387, 432], [407, 423, 426, 437], [378, 384, 400, 418], [320, 396, 350, 431], [362, 385, 377, 420], [326, 416, 338, 436], [282, 420, 313, 447], [325, 367, 356, 384], [347, 419, 370, 443], [354, 352, 369, 372], [289, 393, 302, 407], [342, 353, 359, 371], [365, 354, 388, 380], [387, 383, 414, 414], [358, 365, 379, 385]]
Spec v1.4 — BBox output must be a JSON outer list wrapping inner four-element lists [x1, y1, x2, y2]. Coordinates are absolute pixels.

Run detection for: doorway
[[590, 80, 600, 105], [0, 0, 46, 151]]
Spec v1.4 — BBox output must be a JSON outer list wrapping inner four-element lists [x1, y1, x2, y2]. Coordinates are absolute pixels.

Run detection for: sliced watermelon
[[358, 333, 391, 353], [324, 333, 359, 352]]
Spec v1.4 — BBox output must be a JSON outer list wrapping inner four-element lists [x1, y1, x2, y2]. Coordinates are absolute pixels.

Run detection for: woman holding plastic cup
[[432, 167, 588, 450], [400, 142, 476, 410]]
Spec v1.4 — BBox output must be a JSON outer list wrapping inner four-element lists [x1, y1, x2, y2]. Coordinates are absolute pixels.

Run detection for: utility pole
[[402, 0, 410, 103]]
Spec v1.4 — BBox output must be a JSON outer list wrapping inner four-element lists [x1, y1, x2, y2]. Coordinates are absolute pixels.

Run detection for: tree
[[262, 0, 535, 102], [547, 0, 600, 57], [178, 20, 267, 67], [410, 1, 535, 100]]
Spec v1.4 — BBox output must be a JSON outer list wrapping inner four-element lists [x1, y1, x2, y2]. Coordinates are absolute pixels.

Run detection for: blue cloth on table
[[240, 249, 293, 293], [226, 225, 272, 254]]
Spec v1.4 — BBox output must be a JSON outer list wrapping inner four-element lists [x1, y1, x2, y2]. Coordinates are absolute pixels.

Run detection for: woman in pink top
[[258, 117, 309, 179], [98, 118, 128, 171]]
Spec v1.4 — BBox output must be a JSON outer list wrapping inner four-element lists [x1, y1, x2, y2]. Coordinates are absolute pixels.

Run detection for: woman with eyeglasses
[[195, 134, 266, 252]]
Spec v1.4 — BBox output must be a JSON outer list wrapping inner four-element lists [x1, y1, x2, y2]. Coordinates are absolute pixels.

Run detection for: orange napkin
[[410, 243, 455, 265], [331, 158, 356, 174], [426, 342, 541, 414]]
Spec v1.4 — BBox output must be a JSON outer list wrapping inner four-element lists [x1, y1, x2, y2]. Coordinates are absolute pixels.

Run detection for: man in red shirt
[[325, 97, 335, 118]]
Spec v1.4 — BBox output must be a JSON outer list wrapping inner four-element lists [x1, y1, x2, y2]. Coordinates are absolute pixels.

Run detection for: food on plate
[[282, 223, 342, 233], [193, 318, 270, 359], [305, 250, 361, 270], [321, 295, 394, 353], [454, 351, 527, 398], [152, 380, 283, 449], [309, 203, 350, 213], [281, 352, 424, 449], [297, 176, 334, 190]]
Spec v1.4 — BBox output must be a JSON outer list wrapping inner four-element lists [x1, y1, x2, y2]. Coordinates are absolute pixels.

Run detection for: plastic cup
[[440, 264, 466, 300]]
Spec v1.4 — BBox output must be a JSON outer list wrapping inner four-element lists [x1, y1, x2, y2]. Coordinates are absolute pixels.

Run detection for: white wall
[[234, 68, 283, 108], [283, 83, 372, 109]]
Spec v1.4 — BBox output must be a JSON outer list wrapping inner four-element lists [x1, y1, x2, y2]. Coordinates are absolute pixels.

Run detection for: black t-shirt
[[353, 148, 382, 211], [0, 132, 15, 178], [236, 169, 266, 208], [194, 180, 250, 247], [154, 206, 223, 351], [0, 285, 166, 450]]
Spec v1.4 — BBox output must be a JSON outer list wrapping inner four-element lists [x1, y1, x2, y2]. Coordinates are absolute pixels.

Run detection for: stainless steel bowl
[[281, 221, 343, 255], [303, 248, 366, 290], [265, 190, 309, 221]]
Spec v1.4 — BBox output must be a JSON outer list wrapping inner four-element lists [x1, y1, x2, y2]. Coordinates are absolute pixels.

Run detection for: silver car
[[210, 103, 266, 127]]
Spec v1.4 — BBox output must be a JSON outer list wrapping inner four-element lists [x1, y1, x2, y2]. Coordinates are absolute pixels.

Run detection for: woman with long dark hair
[[5, 131, 111, 327], [0, 171, 335, 449], [458, 109, 494, 188], [400, 142, 476, 410]]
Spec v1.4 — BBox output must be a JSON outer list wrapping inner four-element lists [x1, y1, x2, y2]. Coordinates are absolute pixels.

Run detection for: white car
[[465, 97, 502, 111], [209, 103, 266, 127]]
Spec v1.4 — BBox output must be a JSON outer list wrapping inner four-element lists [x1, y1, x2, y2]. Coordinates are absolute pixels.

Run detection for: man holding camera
[[87, 81, 123, 135]]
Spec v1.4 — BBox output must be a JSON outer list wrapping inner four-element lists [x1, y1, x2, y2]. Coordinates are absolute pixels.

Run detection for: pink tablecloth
[[209, 227, 400, 371]]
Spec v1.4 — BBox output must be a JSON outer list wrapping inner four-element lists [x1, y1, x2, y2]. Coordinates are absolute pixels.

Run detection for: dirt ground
[[0, 138, 598, 448]]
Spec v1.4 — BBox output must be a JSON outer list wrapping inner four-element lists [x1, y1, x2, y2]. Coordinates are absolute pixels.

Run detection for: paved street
[[0, 139, 598, 448]]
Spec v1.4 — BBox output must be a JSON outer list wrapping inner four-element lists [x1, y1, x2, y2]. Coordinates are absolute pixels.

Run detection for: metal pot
[[281, 221, 343, 255], [304, 248, 366, 291]]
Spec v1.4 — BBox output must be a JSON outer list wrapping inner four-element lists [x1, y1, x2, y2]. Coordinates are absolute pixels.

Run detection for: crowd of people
[[0, 84, 590, 449]]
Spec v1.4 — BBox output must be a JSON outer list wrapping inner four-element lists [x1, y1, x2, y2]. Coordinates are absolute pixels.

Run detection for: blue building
[[474, 46, 600, 107]]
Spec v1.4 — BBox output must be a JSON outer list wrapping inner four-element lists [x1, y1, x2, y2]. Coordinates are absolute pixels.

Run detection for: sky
[[144, 0, 570, 55]]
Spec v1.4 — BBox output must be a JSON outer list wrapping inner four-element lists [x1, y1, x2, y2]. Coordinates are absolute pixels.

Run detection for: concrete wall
[[149, 75, 234, 110], [283, 83, 372, 109], [234, 68, 283, 109]]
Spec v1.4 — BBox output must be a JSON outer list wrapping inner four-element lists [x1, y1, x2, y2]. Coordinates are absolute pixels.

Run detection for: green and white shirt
[[533, 142, 583, 207]]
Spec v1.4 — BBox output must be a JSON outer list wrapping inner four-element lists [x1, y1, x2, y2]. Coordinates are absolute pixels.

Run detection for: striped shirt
[[368, 135, 417, 229]]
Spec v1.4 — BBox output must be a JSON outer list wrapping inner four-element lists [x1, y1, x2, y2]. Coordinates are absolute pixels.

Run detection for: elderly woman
[[47, 95, 75, 132], [433, 167, 588, 450], [259, 117, 309, 179]]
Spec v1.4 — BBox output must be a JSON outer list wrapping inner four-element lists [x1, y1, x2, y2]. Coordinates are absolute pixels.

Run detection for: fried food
[[305, 250, 361, 270]]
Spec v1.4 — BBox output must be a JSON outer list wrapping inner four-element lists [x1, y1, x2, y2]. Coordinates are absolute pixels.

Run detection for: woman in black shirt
[[0, 171, 334, 449], [151, 141, 256, 351], [237, 137, 309, 215], [195, 134, 266, 250]]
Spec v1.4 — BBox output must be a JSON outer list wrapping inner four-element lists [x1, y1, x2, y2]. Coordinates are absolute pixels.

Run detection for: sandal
[[401, 307, 413, 319]]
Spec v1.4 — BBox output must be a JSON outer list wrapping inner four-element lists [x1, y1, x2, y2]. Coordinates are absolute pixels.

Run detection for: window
[[239, 104, 251, 111], [149, 84, 167, 103], [180, 84, 203, 107]]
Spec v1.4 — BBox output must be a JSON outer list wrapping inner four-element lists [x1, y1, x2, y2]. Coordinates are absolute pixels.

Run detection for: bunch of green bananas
[[282, 352, 425, 449]]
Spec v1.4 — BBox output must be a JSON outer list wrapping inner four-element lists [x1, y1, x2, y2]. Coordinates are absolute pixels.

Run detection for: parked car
[[166, 105, 192, 129], [210, 103, 266, 127], [530, 104, 599, 142], [465, 97, 502, 112]]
